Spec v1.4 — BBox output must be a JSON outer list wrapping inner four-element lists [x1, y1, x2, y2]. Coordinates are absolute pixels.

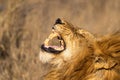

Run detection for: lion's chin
[[40, 29, 66, 54]]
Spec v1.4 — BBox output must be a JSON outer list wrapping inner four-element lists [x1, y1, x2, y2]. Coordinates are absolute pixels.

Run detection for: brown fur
[[40, 19, 120, 80], [93, 32, 120, 80]]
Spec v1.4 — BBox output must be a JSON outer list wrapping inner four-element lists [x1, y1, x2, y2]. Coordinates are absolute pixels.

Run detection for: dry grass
[[0, 0, 119, 80]]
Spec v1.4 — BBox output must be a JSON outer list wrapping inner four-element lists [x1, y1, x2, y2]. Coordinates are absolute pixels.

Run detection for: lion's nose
[[55, 18, 62, 24]]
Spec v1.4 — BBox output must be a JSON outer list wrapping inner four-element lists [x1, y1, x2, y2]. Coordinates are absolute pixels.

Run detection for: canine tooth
[[61, 40, 64, 46]]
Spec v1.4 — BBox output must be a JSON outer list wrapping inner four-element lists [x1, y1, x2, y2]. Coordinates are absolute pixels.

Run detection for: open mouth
[[41, 29, 66, 54]]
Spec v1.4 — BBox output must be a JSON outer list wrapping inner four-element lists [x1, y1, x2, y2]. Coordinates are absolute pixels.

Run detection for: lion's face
[[39, 18, 94, 65]]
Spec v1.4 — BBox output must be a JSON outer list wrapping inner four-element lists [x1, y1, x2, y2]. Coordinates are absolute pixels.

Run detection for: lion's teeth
[[61, 40, 64, 46], [59, 40, 64, 46]]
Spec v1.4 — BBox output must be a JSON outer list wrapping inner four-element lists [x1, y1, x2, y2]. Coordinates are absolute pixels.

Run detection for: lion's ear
[[94, 56, 117, 70]]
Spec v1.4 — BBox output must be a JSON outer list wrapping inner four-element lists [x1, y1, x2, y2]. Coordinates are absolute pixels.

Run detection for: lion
[[39, 18, 120, 80]]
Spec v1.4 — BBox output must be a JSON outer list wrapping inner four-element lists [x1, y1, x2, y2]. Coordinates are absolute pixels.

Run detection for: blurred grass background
[[0, 0, 120, 80]]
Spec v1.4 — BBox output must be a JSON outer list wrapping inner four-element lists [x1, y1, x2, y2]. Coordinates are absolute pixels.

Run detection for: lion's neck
[[44, 55, 94, 80]]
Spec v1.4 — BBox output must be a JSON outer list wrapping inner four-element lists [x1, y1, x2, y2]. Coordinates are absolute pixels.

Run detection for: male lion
[[39, 18, 120, 80]]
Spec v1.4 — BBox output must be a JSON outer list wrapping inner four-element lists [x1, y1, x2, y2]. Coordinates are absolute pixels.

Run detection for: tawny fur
[[40, 19, 120, 80]]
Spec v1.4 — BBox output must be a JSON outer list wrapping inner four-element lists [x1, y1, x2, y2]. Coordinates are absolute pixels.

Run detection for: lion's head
[[39, 18, 95, 65]]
